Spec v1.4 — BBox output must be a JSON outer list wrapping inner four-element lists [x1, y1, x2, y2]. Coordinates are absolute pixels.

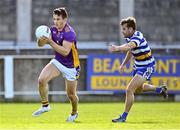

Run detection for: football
[[35, 25, 51, 39]]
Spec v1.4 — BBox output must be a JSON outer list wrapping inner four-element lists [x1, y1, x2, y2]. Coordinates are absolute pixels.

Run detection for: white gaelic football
[[35, 25, 51, 39]]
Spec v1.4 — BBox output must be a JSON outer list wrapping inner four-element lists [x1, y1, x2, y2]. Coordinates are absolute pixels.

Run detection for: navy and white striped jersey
[[126, 31, 155, 69]]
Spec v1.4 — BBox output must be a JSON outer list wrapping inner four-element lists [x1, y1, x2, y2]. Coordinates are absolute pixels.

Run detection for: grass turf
[[0, 102, 180, 130]]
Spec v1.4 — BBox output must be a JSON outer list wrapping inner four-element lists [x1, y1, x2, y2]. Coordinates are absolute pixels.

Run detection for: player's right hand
[[37, 37, 47, 47]]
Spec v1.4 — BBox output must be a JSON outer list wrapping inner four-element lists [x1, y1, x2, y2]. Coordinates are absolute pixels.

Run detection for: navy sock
[[155, 87, 162, 94], [121, 112, 128, 119]]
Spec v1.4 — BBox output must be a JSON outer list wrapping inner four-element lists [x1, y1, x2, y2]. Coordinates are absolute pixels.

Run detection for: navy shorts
[[133, 66, 156, 81]]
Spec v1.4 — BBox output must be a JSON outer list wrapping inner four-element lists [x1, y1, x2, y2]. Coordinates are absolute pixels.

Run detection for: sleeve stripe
[[129, 41, 137, 47], [131, 39, 140, 46]]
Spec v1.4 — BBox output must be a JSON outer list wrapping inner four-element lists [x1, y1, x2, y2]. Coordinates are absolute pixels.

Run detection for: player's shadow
[[66, 121, 81, 123], [128, 121, 166, 124], [74, 121, 81, 123]]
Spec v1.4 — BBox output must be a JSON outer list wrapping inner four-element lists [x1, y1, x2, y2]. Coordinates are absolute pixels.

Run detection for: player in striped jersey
[[109, 17, 168, 123]]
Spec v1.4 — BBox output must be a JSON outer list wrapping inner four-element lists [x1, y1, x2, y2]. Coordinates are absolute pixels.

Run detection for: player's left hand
[[119, 65, 125, 73], [40, 36, 53, 44]]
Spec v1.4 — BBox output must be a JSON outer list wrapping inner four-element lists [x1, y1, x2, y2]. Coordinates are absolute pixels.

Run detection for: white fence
[[0, 41, 180, 101], [0, 54, 113, 99]]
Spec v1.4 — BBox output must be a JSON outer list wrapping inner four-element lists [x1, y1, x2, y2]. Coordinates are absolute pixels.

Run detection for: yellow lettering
[[152, 77, 180, 90], [169, 60, 179, 73], [91, 76, 131, 90], [103, 58, 111, 72], [157, 60, 169, 73], [111, 59, 121, 72], [93, 58, 102, 72]]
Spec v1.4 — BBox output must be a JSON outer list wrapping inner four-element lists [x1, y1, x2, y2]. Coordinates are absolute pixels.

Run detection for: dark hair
[[53, 7, 68, 19], [120, 17, 136, 30]]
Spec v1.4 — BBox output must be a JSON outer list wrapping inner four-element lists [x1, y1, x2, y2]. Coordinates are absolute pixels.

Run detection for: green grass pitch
[[0, 102, 180, 130]]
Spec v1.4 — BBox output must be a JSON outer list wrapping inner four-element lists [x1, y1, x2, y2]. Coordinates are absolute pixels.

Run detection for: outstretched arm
[[109, 42, 136, 52]]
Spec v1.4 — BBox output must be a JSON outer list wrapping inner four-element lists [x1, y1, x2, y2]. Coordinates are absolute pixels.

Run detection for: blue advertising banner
[[87, 54, 180, 94]]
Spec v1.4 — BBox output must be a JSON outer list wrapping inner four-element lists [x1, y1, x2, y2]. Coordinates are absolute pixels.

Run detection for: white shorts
[[50, 59, 80, 81]]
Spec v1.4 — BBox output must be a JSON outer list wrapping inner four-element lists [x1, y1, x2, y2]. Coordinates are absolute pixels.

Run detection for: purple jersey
[[50, 23, 80, 68]]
